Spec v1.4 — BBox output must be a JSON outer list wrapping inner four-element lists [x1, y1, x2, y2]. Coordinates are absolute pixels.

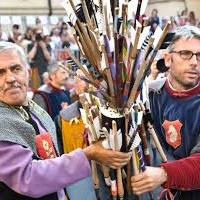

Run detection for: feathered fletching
[[76, 0, 98, 23]]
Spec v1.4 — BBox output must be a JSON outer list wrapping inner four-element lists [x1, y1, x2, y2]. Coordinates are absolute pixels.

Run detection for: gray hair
[[42, 71, 49, 79], [168, 25, 200, 52], [0, 41, 29, 68], [47, 63, 61, 76]]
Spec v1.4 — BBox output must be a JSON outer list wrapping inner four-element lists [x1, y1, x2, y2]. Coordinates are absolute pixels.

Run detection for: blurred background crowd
[[0, 6, 199, 93]]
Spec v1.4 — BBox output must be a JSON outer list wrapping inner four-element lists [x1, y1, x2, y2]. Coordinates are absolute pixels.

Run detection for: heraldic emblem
[[162, 120, 182, 148]]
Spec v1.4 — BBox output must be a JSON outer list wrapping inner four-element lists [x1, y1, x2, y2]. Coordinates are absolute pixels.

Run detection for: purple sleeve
[[0, 141, 91, 198]]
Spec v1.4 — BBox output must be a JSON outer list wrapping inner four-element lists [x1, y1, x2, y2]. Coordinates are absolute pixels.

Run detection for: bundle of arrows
[[60, 0, 170, 199]]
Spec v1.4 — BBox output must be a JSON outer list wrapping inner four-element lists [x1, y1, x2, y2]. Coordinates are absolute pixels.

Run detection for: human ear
[[164, 53, 171, 68]]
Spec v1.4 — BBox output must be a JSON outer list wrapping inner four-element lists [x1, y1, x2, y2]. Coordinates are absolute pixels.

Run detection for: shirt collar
[[165, 78, 200, 98]]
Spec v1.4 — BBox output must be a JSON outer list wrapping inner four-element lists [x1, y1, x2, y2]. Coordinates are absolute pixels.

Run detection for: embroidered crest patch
[[162, 120, 182, 148], [35, 132, 56, 159]]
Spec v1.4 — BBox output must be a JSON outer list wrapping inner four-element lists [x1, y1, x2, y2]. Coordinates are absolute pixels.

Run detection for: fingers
[[106, 152, 132, 167], [130, 170, 159, 195], [108, 161, 128, 169], [107, 151, 132, 161], [91, 142, 132, 168], [115, 151, 132, 159], [99, 154, 131, 168], [109, 154, 131, 162], [132, 185, 154, 195], [131, 179, 155, 195], [100, 158, 129, 168]]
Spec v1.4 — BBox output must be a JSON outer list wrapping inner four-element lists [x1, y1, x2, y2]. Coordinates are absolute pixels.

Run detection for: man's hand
[[38, 40, 46, 49], [83, 141, 132, 169], [131, 166, 167, 195]]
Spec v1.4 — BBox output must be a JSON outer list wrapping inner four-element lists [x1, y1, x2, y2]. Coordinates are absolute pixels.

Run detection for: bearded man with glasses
[[131, 25, 200, 199]]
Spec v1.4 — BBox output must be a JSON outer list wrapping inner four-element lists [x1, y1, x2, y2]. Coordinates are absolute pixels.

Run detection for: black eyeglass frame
[[170, 50, 200, 61]]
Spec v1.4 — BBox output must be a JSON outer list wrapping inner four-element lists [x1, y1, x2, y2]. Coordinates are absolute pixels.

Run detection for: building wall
[[146, 1, 185, 17], [0, 0, 49, 15], [185, 0, 200, 18], [0, 0, 199, 18], [146, 0, 200, 19]]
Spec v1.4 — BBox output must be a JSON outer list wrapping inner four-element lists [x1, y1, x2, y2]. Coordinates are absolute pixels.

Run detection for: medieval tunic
[[33, 83, 71, 120], [149, 78, 200, 199], [0, 101, 91, 200]]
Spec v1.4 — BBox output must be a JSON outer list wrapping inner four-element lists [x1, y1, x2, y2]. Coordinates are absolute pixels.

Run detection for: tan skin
[[148, 60, 160, 81], [0, 50, 31, 106], [75, 69, 87, 95], [0, 48, 132, 169], [49, 67, 69, 89], [49, 67, 70, 108], [84, 141, 132, 169], [131, 37, 200, 194], [165, 37, 200, 91]]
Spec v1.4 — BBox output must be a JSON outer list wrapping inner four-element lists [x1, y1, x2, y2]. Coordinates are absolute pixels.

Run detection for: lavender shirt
[[0, 141, 91, 199]]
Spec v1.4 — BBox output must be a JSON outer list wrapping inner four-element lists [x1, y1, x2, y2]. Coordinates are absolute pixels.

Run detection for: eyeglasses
[[170, 50, 200, 61]]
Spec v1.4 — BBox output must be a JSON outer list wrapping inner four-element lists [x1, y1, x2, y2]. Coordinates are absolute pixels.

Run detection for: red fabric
[[161, 153, 200, 190], [157, 188, 174, 200], [35, 132, 56, 159], [57, 51, 70, 61], [48, 83, 62, 92], [162, 120, 182, 149], [165, 79, 200, 98]]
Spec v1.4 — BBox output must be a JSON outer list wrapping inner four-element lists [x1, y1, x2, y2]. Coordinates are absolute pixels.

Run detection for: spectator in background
[[59, 22, 80, 61], [65, 75, 76, 93], [50, 26, 62, 62], [24, 26, 34, 43], [20, 26, 35, 55], [8, 24, 22, 45], [188, 11, 197, 26], [138, 49, 169, 106], [56, 31, 70, 62], [60, 21, 69, 35], [55, 30, 79, 71], [65, 25, 80, 60], [170, 16, 178, 32], [147, 51, 168, 82], [33, 63, 71, 120], [65, 69, 88, 102], [56, 18, 64, 33], [0, 25, 8, 41], [35, 17, 49, 37], [27, 28, 51, 85], [148, 9, 160, 31], [177, 9, 188, 26]]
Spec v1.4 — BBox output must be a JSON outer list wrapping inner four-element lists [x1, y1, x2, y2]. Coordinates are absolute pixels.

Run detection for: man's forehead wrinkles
[[0, 64, 21, 69]]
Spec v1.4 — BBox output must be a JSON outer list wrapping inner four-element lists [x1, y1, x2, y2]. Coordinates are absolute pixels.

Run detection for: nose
[[190, 54, 198, 65]]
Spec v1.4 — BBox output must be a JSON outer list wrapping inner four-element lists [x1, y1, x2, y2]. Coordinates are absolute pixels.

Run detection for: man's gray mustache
[[1, 81, 22, 91]]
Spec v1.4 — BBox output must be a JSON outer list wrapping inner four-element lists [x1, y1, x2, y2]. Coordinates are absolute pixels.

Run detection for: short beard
[[169, 73, 199, 90]]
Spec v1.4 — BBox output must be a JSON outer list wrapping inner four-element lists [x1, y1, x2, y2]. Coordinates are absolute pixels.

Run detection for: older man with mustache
[[0, 41, 132, 200]]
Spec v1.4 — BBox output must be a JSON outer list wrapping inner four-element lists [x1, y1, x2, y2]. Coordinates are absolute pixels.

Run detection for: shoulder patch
[[162, 120, 182, 149]]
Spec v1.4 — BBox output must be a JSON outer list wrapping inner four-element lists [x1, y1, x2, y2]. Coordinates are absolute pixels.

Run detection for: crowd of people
[[0, 17, 79, 87], [0, 8, 198, 88], [0, 6, 200, 200], [147, 8, 200, 32]]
